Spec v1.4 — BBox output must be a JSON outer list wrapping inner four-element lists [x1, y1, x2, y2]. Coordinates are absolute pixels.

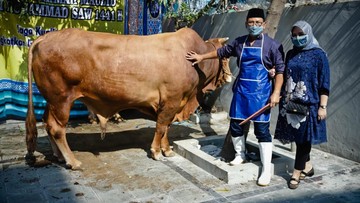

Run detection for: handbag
[[285, 100, 309, 116]]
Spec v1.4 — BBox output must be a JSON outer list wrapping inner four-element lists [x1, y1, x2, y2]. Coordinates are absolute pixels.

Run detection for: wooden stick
[[239, 103, 271, 126]]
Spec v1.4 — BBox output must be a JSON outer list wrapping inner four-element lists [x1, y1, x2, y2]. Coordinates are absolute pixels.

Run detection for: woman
[[274, 20, 330, 189]]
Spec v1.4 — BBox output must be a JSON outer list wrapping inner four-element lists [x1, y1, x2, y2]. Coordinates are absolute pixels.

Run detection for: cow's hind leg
[[48, 135, 65, 163], [43, 106, 65, 162], [43, 103, 82, 169]]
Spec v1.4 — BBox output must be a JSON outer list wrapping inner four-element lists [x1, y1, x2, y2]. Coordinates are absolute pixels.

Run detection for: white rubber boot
[[229, 136, 246, 165], [257, 142, 273, 186]]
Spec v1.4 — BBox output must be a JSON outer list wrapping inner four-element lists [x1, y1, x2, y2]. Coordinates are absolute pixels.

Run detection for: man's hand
[[269, 93, 281, 108], [269, 67, 275, 78], [270, 73, 284, 108], [186, 51, 203, 66]]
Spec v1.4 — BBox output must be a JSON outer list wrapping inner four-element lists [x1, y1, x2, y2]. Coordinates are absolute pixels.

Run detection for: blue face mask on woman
[[291, 35, 309, 48], [247, 26, 263, 36]]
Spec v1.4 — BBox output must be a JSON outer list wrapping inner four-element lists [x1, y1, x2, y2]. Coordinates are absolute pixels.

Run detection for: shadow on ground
[[35, 118, 202, 164]]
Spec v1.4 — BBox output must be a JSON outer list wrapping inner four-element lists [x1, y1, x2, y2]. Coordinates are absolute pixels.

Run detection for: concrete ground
[[0, 113, 359, 203]]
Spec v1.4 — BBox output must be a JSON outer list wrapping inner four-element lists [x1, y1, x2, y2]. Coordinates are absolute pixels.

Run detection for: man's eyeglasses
[[247, 21, 264, 26]]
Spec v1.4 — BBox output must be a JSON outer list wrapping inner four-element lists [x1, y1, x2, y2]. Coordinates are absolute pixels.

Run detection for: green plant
[[163, 0, 216, 30]]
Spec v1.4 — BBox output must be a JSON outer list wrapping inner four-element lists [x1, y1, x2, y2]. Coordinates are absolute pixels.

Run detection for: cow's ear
[[219, 37, 229, 45]]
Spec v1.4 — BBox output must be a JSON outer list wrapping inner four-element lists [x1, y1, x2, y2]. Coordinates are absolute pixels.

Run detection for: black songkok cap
[[246, 8, 265, 19]]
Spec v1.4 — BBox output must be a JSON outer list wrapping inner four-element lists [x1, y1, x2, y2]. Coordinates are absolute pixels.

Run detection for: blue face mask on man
[[247, 26, 263, 36], [291, 35, 309, 48]]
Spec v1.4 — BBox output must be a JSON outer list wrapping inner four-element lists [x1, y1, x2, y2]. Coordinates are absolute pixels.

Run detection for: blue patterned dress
[[274, 48, 330, 145]]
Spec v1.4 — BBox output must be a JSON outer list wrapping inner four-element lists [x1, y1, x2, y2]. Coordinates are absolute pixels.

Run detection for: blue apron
[[230, 34, 272, 122]]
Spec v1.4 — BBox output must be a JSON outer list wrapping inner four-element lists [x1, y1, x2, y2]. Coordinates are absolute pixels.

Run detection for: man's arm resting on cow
[[186, 50, 218, 66], [269, 73, 283, 108]]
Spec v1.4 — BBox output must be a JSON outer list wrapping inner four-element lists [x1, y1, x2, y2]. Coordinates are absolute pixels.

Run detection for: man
[[186, 8, 284, 186]]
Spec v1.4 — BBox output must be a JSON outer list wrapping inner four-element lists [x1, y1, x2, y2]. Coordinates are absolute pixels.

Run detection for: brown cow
[[25, 27, 231, 169]]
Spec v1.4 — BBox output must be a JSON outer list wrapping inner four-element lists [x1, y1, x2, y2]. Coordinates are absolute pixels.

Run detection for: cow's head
[[203, 37, 232, 91], [216, 57, 231, 87]]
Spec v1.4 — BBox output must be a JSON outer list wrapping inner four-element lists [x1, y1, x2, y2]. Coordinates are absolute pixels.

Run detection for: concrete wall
[[191, 1, 360, 162]]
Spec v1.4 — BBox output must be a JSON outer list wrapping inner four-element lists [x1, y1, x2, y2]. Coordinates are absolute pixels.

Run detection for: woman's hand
[[186, 51, 203, 66], [318, 108, 327, 120]]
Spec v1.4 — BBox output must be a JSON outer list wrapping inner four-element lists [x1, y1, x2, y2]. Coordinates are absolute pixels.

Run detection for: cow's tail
[[25, 39, 40, 165]]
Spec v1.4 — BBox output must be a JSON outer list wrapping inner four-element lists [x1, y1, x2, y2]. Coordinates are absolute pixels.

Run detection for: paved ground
[[1, 113, 360, 203]]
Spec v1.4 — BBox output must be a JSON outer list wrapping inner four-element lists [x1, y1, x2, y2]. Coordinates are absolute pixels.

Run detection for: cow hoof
[[152, 152, 164, 160], [163, 149, 176, 157], [113, 113, 124, 122], [65, 160, 82, 170], [151, 148, 163, 160], [25, 153, 36, 165]]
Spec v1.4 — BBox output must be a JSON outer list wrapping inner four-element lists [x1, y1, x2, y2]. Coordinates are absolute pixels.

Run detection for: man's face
[[246, 17, 266, 28]]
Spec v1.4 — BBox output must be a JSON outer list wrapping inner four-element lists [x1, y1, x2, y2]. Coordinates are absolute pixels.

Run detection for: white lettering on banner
[[0, 36, 26, 47], [2, 1, 123, 22], [17, 25, 34, 37], [1, 1, 123, 49], [95, 9, 115, 21], [80, 0, 116, 7], [35, 26, 57, 36], [28, 40, 33, 47], [117, 9, 122, 22], [28, 3, 69, 18], [0, 26, 57, 48], [0, 0, 21, 14], [40, 0, 78, 5], [71, 7, 92, 20]]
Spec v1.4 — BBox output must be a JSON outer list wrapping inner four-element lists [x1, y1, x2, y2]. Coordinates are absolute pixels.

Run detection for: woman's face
[[291, 26, 306, 37], [291, 26, 309, 48]]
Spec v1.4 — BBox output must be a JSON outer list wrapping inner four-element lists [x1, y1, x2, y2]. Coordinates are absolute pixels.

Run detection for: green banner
[[0, 0, 125, 121]]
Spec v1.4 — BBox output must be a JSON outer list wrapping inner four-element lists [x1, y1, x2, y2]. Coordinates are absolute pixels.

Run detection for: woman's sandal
[[300, 167, 314, 180], [288, 177, 300, 189]]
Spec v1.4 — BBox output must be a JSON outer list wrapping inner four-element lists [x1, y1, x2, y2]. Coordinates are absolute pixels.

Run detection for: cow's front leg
[[161, 127, 175, 157], [151, 123, 168, 160]]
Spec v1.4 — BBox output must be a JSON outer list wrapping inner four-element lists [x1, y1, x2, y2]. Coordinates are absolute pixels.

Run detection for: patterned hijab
[[292, 20, 323, 51]]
